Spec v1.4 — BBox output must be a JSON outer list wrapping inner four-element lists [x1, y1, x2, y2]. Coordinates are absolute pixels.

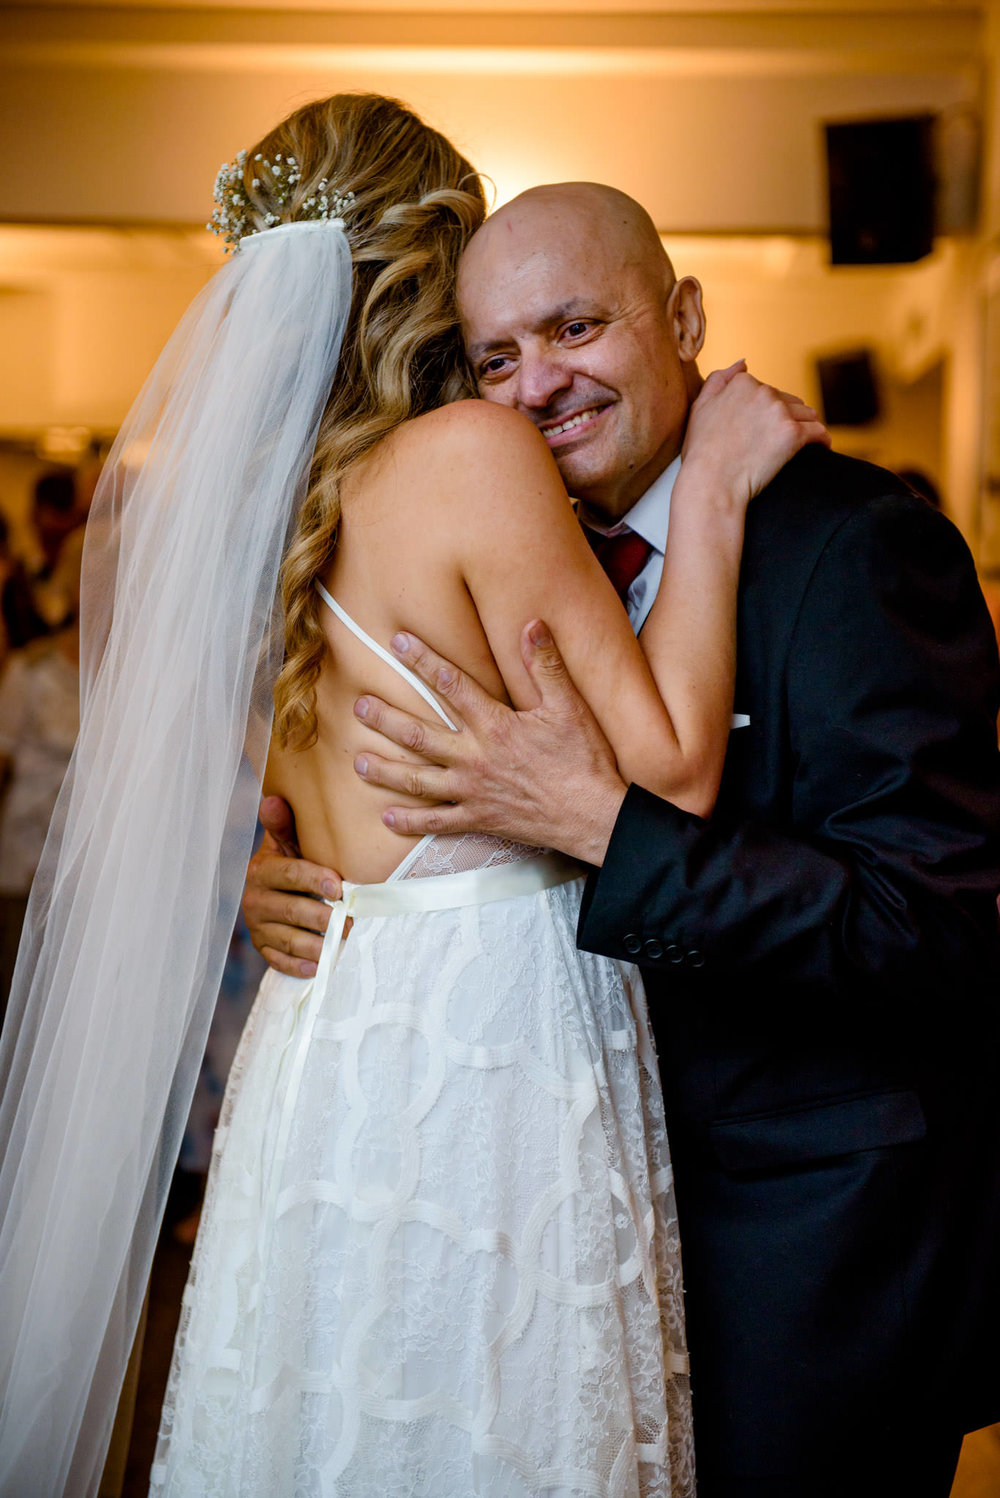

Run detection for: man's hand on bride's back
[[681, 359, 831, 507], [242, 795, 342, 977], [352, 621, 629, 867]]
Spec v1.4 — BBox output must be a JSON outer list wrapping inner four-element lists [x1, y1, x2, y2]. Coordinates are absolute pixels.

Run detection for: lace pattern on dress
[[151, 840, 695, 1497], [393, 830, 543, 881]]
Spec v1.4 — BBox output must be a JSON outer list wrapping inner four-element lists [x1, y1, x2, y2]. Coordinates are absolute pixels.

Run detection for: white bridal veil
[[0, 220, 352, 1495]]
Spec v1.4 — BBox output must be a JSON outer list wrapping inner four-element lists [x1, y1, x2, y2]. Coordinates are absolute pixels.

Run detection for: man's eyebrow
[[465, 302, 603, 364], [549, 300, 599, 322], [465, 336, 504, 365]]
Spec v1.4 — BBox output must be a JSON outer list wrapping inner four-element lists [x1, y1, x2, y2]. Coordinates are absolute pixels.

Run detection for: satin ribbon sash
[[259, 849, 586, 1267]]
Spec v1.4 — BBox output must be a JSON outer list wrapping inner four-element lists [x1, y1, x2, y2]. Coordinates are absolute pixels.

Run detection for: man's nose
[[515, 349, 574, 413]]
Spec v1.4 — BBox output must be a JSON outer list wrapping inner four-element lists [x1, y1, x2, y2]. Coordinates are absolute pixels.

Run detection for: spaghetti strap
[[315, 579, 458, 731]]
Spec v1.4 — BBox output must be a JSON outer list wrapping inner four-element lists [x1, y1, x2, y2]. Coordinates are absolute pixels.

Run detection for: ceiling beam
[[1, 4, 984, 62]]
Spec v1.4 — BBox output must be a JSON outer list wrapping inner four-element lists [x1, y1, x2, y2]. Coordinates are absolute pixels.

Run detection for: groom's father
[[245, 186, 1000, 1497]]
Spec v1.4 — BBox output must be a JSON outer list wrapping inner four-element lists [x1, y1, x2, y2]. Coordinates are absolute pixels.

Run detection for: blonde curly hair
[[230, 93, 487, 747]]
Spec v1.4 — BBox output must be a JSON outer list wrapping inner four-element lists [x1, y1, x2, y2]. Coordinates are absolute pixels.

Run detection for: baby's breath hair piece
[[208, 148, 356, 253]]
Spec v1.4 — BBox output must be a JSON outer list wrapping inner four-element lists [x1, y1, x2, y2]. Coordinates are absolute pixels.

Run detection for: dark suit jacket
[[578, 445, 1000, 1484]]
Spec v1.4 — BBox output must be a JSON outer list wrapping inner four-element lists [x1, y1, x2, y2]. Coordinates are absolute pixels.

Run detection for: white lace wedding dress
[[149, 591, 694, 1498]]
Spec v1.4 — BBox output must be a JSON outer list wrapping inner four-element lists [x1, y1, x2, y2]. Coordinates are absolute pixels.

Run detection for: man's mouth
[[539, 405, 608, 444]]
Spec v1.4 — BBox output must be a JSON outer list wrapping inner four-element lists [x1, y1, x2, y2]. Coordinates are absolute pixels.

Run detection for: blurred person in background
[[33, 468, 87, 576], [0, 523, 84, 1022], [0, 467, 90, 656], [0, 513, 13, 672], [31, 468, 91, 629]]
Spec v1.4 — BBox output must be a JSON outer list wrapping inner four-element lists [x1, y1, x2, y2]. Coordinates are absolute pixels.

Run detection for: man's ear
[[668, 277, 706, 363]]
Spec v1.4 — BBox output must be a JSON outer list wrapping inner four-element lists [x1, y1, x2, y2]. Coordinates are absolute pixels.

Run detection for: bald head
[[457, 182, 705, 518], [462, 182, 677, 304]]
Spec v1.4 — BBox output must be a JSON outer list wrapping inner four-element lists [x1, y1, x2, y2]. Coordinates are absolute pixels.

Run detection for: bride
[[0, 93, 823, 1497]]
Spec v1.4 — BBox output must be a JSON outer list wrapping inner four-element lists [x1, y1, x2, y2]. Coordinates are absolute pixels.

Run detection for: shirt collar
[[577, 453, 681, 554]]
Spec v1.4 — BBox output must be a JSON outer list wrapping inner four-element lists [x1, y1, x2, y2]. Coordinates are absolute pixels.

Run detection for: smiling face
[[457, 183, 705, 520]]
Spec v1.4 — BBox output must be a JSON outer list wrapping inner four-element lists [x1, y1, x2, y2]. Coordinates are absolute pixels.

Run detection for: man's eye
[[563, 321, 593, 339], [480, 356, 509, 377]]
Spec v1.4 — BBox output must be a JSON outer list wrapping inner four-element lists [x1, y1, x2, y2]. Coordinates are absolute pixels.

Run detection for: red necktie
[[587, 528, 654, 607]]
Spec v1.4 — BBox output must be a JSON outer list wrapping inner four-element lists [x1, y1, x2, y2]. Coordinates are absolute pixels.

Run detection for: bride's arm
[[636, 366, 827, 808], [437, 376, 821, 817]]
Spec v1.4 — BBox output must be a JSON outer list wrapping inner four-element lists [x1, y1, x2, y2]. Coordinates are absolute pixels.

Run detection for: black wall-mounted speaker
[[815, 348, 881, 426], [824, 115, 936, 265]]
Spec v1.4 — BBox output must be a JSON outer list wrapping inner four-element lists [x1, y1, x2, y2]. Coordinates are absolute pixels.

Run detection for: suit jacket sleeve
[[577, 492, 1000, 1006]]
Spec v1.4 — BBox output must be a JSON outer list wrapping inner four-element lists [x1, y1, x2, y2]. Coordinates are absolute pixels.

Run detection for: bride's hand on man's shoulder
[[681, 359, 830, 507]]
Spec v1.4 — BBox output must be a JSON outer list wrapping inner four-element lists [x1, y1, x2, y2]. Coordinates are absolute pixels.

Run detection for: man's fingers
[[258, 912, 327, 954], [354, 696, 458, 763], [254, 901, 329, 970], [520, 620, 588, 712], [261, 945, 319, 980], [354, 751, 455, 802], [249, 851, 340, 902], [281, 892, 333, 936], [389, 632, 501, 728], [258, 795, 300, 857], [381, 802, 474, 837], [243, 841, 341, 976]]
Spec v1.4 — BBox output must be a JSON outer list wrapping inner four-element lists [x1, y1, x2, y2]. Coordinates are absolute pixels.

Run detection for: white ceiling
[[1, 2, 985, 229], [18, 0, 986, 11]]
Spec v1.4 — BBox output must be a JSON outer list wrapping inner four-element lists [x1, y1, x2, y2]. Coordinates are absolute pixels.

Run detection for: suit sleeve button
[[685, 948, 706, 969], [643, 938, 664, 960], [664, 943, 684, 964], [623, 933, 643, 955]]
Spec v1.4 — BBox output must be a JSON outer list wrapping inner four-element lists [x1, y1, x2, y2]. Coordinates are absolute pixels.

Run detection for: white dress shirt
[[579, 455, 681, 633]]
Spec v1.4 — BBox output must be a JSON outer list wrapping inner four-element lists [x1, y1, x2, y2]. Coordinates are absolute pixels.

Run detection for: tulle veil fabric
[[0, 221, 352, 1495]]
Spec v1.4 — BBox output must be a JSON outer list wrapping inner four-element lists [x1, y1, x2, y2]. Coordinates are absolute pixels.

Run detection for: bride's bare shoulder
[[347, 402, 568, 557], [383, 401, 554, 480]]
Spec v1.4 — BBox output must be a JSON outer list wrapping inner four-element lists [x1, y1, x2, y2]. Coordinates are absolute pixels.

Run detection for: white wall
[[0, 229, 222, 433]]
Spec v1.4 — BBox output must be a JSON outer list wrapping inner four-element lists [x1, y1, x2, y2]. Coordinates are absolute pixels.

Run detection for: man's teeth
[[545, 407, 601, 438]]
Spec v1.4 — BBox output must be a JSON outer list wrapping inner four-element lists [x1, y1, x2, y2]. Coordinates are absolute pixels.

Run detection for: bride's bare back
[[265, 404, 520, 881]]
